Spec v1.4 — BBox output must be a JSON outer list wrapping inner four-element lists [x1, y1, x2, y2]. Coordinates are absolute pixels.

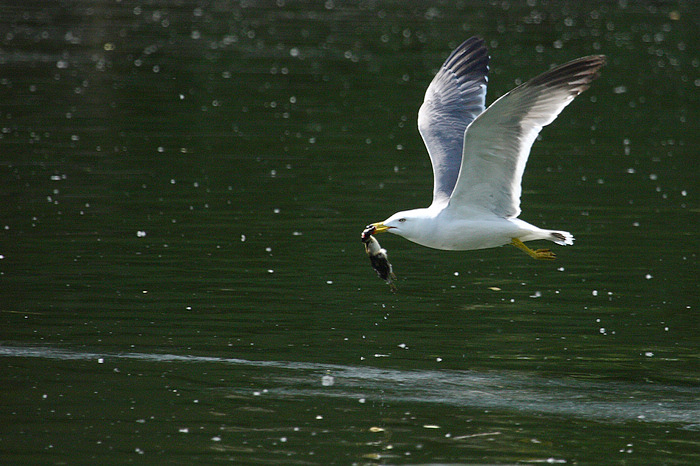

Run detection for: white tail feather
[[549, 230, 574, 246]]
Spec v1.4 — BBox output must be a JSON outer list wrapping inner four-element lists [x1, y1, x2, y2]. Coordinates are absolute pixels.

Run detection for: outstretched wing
[[417, 37, 489, 207], [447, 55, 606, 218]]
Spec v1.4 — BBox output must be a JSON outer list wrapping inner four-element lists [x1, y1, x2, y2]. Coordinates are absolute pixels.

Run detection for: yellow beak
[[370, 222, 392, 234]]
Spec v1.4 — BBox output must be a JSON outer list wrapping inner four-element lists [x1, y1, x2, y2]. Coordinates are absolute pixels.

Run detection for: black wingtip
[[442, 36, 490, 84], [526, 54, 607, 94]]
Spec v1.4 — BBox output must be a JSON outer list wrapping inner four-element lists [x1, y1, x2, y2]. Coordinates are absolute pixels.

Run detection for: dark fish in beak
[[361, 225, 397, 292]]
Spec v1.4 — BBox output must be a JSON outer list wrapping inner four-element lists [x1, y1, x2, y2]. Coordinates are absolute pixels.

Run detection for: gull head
[[370, 208, 434, 243]]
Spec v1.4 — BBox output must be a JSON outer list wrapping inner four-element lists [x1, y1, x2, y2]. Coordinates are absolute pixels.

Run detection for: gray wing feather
[[418, 37, 489, 207], [448, 55, 607, 218]]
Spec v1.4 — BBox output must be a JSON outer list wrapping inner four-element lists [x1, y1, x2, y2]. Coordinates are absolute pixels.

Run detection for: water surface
[[1, 1, 697, 464]]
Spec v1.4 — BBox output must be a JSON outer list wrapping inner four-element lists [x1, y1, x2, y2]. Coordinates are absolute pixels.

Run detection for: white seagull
[[369, 37, 606, 260]]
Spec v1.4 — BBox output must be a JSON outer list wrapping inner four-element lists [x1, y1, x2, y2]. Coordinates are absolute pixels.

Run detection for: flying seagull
[[368, 37, 606, 260]]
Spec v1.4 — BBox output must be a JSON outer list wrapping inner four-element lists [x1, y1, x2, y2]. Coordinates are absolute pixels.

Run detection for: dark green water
[[1, 1, 698, 464]]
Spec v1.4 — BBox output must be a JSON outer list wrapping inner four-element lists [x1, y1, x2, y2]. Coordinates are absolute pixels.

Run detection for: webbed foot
[[532, 248, 556, 260], [511, 238, 557, 261]]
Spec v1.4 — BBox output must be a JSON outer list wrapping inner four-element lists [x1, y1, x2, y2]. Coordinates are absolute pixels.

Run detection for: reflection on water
[[3, 345, 698, 426]]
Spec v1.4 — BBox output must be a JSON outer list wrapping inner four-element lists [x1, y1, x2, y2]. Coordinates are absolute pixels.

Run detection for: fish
[[361, 225, 397, 292]]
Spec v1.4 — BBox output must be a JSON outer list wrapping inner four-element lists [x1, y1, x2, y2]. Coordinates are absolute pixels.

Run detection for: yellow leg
[[511, 238, 556, 260]]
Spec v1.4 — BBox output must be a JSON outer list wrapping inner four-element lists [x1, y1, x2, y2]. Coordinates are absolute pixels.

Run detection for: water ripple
[[2, 344, 698, 425]]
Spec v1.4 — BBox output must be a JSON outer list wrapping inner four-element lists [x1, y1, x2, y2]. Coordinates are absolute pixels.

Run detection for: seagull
[[368, 37, 606, 260]]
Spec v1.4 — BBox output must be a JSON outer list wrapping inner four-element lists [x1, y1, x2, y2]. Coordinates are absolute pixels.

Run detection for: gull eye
[[398, 218, 406, 223]]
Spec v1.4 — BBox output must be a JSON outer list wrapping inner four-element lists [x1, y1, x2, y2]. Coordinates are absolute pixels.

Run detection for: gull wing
[[447, 55, 606, 218], [417, 37, 489, 207]]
